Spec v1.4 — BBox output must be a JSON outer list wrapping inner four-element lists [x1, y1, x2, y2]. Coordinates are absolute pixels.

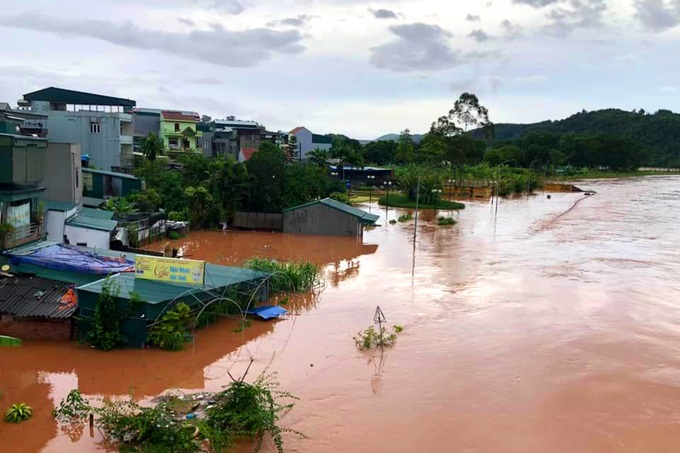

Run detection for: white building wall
[[64, 225, 110, 249], [45, 211, 66, 243], [293, 128, 314, 160]]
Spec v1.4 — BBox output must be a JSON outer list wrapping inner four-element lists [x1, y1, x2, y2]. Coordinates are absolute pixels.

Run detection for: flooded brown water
[[3, 176, 680, 452]]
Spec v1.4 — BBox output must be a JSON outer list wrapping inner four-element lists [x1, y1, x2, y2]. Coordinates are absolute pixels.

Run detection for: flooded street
[[3, 176, 680, 452]]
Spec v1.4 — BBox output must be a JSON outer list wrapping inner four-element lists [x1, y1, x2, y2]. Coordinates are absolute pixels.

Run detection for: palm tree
[[139, 132, 164, 186], [308, 148, 329, 168]]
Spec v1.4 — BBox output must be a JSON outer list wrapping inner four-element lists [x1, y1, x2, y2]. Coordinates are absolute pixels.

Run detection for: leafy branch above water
[[53, 371, 302, 453]]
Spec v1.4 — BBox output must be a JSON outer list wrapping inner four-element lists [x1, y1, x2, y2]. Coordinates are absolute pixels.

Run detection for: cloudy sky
[[1, 0, 679, 138]]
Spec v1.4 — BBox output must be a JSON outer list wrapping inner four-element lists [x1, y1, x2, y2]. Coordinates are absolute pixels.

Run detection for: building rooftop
[[81, 167, 139, 180], [4, 242, 271, 304], [66, 213, 118, 232], [161, 111, 199, 122], [0, 275, 76, 319], [214, 119, 260, 129], [23, 87, 136, 107], [290, 126, 307, 135], [79, 207, 115, 220], [45, 200, 79, 212], [283, 197, 380, 224]]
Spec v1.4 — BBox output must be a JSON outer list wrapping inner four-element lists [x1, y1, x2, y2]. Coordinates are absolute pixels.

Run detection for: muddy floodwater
[[3, 176, 680, 452]]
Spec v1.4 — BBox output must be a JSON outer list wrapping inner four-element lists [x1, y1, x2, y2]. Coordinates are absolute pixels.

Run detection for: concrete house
[[289, 127, 332, 161], [160, 110, 201, 154], [82, 168, 143, 207], [132, 108, 161, 151], [20, 87, 136, 173], [283, 198, 379, 237], [0, 117, 47, 250]]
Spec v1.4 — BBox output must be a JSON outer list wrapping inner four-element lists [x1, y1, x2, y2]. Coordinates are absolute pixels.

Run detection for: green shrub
[[88, 278, 126, 351], [168, 231, 181, 240], [148, 303, 192, 351], [353, 325, 402, 350], [5, 403, 33, 423], [437, 217, 456, 226], [398, 214, 413, 222], [246, 258, 322, 293], [168, 211, 187, 221]]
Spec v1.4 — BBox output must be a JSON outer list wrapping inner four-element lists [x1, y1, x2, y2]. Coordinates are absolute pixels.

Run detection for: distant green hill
[[374, 133, 425, 144], [485, 109, 680, 166]]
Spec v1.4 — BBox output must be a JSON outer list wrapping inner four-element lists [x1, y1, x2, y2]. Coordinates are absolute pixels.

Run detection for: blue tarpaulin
[[246, 306, 288, 320], [9, 244, 135, 275]]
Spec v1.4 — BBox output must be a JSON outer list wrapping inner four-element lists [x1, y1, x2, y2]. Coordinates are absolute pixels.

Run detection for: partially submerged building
[[3, 242, 271, 347], [0, 275, 76, 341], [283, 198, 379, 237]]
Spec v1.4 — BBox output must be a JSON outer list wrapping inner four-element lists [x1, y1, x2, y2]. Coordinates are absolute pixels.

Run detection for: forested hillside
[[487, 109, 680, 166]]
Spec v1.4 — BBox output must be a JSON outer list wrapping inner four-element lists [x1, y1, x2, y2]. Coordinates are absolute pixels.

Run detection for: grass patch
[[397, 214, 413, 223], [379, 193, 465, 210], [437, 217, 457, 226], [246, 258, 322, 293]]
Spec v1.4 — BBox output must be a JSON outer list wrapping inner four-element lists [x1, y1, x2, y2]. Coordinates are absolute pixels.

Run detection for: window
[[90, 121, 101, 134], [83, 172, 93, 193], [174, 123, 180, 132], [169, 138, 179, 149]]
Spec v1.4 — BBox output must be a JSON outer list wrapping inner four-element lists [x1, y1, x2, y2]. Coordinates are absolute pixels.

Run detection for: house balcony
[[120, 135, 133, 145], [1, 222, 43, 251]]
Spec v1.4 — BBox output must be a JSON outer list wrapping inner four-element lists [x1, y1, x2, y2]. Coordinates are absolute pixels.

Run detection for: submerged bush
[[53, 374, 302, 453], [397, 214, 413, 223], [246, 258, 322, 293], [5, 403, 33, 423], [437, 217, 456, 226], [353, 325, 402, 350], [148, 303, 192, 351]]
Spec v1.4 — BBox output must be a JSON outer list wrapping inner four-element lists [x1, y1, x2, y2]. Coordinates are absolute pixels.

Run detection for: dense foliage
[[148, 302, 193, 351], [53, 374, 301, 453], [246, 258, 323, 293], [128, 143, 343, 227], [88, 278, 126, 351], [482, 109, 680, 167], [5, 403, 33, 423]]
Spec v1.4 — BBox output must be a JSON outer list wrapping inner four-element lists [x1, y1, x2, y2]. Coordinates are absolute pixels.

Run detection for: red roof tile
[[290, 126, 307, 135], [161, 110, 199, 122]]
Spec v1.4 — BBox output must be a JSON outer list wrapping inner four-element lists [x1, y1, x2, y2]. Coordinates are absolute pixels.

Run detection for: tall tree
[[139, 132, 164, 185], [395, 129, 415, 163], [245, 142, 287, 212], [308, 149, 329, 168]]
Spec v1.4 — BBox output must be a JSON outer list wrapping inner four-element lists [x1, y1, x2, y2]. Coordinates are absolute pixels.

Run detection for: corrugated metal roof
[[82, 168, 139, 180], [46, 200, 79, 212], [283, 197, 380, 224], [66, 214, 118, 232], [0, 275, 76, 319], [79, 207, 115, 220], [77, 264, 269, 303], [23, 87, 136, 107], [161, 111, 199, 122]]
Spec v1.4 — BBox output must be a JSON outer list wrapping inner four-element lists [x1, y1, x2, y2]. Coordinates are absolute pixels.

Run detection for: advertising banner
[[135, 255, 205, 285]]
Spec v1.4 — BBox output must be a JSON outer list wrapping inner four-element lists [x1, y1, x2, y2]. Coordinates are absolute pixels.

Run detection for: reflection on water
[[5, 176, 680, 452]]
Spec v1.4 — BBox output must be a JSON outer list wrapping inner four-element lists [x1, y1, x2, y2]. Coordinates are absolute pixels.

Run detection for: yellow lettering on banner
[[135, 256, 205, 285]]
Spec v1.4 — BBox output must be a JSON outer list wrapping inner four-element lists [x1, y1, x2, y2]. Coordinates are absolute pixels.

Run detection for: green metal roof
[[312, 134, 333, 145], [66, 213, 118, 232], [82, 168, 139, 180], [79, 207, 115, 220], [23, 87, 136, 107], [283, 197, 380, 224], [77, 262, 270, 304], [45, 200, 79, 212]]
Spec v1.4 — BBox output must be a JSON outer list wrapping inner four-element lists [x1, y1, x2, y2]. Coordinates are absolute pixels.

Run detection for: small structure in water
[[3, 241, 272, 348], [283, 198, 379, 237], [246, 305, 287, 320]]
